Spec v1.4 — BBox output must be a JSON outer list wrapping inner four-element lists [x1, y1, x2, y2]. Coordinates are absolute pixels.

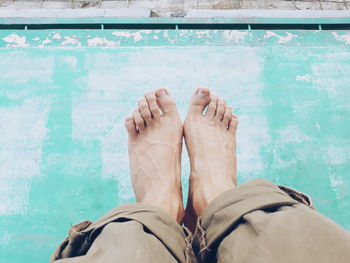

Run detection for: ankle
[[192, 182, 235, 216], [141, 192, 184, 222], [204, 183, 234, 203]]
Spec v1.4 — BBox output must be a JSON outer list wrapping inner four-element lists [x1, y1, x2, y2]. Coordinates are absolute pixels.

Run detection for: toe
[[189, 88, 211, 115], [206, 95, 218, 119], [155, 88, 177, 115], [138, 97, 152, 124], [145, 91, 161, 119], [125, 116, 137, 138], [229, 115, 239, 132], [215, 98, 226, 120], [133, 109, 146, 131], [223, 106, 232, 126]]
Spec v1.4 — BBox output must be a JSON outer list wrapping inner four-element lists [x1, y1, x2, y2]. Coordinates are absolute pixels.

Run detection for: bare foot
[[183, 88, 238, 231], [125, 88, 184, 222]]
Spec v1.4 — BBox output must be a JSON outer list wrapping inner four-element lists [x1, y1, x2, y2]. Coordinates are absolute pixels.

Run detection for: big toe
[[155, 88, 177, 114], [189, 88, 211, 115]]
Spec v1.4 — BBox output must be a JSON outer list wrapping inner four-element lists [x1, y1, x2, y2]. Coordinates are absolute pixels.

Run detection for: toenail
[[198, 89, 209, 97], [145, 92, 153, 97], [157, 89, 167, 97]]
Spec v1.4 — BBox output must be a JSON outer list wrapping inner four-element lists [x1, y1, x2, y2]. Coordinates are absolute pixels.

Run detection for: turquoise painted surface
[[0, 29, 349, 263]]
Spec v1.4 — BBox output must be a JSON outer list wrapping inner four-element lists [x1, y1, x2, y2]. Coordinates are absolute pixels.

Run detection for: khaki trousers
[[51, 179, 350, 263]]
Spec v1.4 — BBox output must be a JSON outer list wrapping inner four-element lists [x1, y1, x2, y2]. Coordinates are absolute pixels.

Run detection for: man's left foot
[[125, 88, 184, 222]]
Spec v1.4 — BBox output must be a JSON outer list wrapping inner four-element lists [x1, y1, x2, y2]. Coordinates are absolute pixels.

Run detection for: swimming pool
[[1, 15, 350, 263]]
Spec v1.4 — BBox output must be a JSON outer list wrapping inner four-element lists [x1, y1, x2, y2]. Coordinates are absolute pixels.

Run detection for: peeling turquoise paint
[[0, 28, 349, 263], [0, 29, 350, 48]]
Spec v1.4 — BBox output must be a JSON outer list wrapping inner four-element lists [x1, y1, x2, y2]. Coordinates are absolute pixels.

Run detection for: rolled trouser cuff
[[193, 178, 313, 255], [51, 203, 192, 263]]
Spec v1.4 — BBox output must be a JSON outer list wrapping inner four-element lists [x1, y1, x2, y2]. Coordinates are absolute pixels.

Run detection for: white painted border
[[0, 8, 349, 19], [186, 10, 350, 18], [0, 8, 150, 18]]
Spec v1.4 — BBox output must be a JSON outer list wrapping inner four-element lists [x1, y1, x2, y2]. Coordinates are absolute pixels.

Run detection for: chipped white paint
[[223, 30, 248, 42], [196, 31, 210, 38], [163, 31, 169, 38], [264, 31, 298, 43], [133, 31, 143, 42], [112, 31, 143, 42], [332, 32, 350, 45], [3, 33, 29, 47], [61, 36, 81, 46], [296, 74, 311, 82], [52, 32, 62, 40], [39, 38, 52, 48], [112, 31, 132, 38], [87, 37, 120, 47]]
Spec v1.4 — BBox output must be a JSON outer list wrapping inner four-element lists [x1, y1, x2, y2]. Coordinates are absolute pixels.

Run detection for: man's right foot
[[183, 88, 238, 231], [125, 88, 184, 223]]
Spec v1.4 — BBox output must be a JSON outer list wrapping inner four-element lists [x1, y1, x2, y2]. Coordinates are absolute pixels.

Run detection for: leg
[[51, 204, 192, 263], [51, 89, 194, 263], [183, 89, 350, 263], [126, 88, 184, 222], [183, 88, 238, 232], [193, 179, 350, 263]]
